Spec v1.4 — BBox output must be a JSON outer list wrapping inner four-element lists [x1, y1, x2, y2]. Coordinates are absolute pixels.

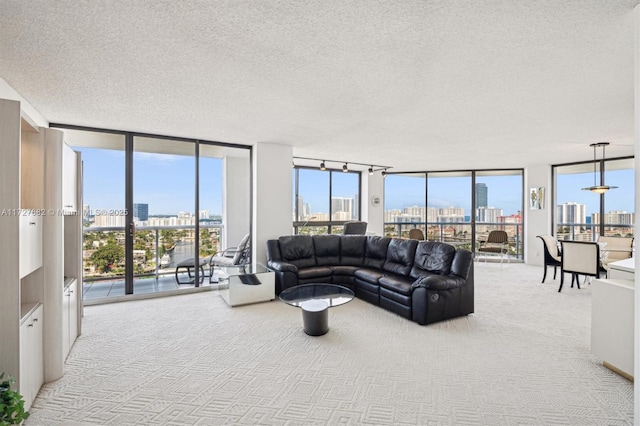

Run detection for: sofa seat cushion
[[380, 286, 411, 307], [331, 265, 359, 276], [354, 268, 385, 283], [378, 274, 414, 296], [298, 266, 333, 280]]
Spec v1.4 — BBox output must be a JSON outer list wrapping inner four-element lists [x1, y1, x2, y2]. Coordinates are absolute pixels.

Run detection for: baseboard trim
[[603, 361, 634, 382]]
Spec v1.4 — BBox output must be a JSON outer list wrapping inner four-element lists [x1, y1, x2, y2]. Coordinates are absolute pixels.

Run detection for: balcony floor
[[83, 273, 215, 303]]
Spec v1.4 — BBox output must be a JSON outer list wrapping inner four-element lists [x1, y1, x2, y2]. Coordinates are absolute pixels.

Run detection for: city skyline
[[79, 147, 634, 219]]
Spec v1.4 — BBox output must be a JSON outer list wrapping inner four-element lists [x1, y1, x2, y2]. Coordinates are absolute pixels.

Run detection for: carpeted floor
[[26, 263, 633, 425]]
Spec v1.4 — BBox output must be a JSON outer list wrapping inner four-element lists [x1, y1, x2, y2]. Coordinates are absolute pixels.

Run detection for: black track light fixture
[[342, 163, 348, 172], [320, 161, 326, 171], [368, 166, 374, 175]]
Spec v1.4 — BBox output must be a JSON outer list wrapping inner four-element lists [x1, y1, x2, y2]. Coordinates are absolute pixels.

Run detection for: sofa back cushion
[[313, 235, 341, 266], [410, 241, 456, 277], [278, 235, 316, 269], [383, 238, 418, 276], [340, 235, 366, 266], [364, 236, 391, 269]]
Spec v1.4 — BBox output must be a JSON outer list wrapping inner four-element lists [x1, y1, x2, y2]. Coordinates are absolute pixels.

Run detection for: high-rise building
[[475, 183, 488, 208], [133, 203, 149, 221], [199, 209, 210, 220], [477, 206, 504, 223], [557, 202, 586, 224], [331, 196, 354, 220]]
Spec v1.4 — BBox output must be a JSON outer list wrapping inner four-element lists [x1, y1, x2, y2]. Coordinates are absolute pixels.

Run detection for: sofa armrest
[[412, 274, 466, 291], [267, 260, 298, 273]]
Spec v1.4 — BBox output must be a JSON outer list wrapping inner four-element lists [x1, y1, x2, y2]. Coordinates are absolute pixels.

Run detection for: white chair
[[559, 241, 605, 292], [597, 236, 633, 273]]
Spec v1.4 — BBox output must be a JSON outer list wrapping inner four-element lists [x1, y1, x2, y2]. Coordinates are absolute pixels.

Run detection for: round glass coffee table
[[279, 284, 355, 336]]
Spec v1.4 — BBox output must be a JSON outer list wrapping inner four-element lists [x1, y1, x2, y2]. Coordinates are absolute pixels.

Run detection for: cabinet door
[[68, 280, 78, 349], [62, 287, 71, 359], [19, 214, 43, 278], [62, 143, 77, 214], [19, 304, 43, 411]]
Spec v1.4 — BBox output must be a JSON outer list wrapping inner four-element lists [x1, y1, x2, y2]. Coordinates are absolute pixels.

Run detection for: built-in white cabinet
[[62, 279, 78, 360], [19, 213, 43, 278], [0, 97, 82, 409], [19, 303, 44, 411], [61, 143, 77, 214]]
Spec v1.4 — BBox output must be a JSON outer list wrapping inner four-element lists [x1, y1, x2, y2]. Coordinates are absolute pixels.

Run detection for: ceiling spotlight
[[343, 163, 348, 172], [368, 166, 374, 175], [320, 161, 326, 171], [381, 169, 387, 177]]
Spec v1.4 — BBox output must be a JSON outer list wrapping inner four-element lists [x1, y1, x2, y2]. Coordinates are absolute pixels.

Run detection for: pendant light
[[581, 142, 618, 194]]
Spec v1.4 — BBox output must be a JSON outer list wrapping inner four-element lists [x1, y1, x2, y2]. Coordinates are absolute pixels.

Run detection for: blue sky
[[80, 148, 634, 218], [78, 148, 222, 215]]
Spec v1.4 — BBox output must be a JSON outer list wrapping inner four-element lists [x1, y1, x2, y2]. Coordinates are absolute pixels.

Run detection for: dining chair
[[558, 241, 606, 292], [596, 236, 633, 274], [537, 235, 561, 283]]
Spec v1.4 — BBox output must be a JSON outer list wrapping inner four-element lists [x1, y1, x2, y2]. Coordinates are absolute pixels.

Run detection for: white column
[[524, 164, 553, 265], [633, 3, 640, 420], [362, 172, 384, 236], [252, 143, 293, 265], [223, 156, 250, 249]]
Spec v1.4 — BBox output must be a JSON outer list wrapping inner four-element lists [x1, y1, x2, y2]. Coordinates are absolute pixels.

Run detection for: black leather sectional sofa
[[266, 235, 474, 325]]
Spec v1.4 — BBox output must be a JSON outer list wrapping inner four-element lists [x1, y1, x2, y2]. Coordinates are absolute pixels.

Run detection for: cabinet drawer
[[19, 214, 43, 278]]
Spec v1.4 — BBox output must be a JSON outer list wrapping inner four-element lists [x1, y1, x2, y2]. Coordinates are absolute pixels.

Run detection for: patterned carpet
[[27, 263, 633, 425]]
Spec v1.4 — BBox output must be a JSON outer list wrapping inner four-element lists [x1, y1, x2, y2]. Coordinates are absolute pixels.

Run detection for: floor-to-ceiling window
[[554, 156, 634, 241], [383, 173, 425, 238], [384, 169, 524, 259], [292, 166, 361, 234], [54, 125, 250, 301]]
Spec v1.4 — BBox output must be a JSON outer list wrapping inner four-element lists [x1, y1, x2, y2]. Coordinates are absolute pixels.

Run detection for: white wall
[[0, 77, 47, 128], [223, 156, 250, 250], [362, 172, 385, 235], [524, 164, 553, 265], [252, 143, 293, 265]]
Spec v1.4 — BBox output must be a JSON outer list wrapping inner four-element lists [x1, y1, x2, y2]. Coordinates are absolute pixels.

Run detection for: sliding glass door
[[56, 125, 250, 300], [132, 136, 196, 292]]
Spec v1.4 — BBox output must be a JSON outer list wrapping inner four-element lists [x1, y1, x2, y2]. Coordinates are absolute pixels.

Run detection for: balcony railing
[[555, 223, 635, 241], [383, 221, 524, 259], [83, 224, 222, 283]]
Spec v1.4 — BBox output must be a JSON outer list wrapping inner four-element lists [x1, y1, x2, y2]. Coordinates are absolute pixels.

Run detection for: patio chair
[[208, 233, 251, 282], [408, 228, 425, 240], [476, 230, 509, 264], [343, 221, 367, 235], [537, 235, 561, 283]]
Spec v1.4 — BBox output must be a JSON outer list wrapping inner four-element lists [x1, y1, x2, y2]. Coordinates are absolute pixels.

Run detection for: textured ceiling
[[0, 0, 638, 172]]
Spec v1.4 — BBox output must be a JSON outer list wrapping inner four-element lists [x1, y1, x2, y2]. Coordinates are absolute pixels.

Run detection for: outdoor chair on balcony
[[408, 228, 425, 240], [537, 235, 562, 283], [208, 233, 251, 282], [343, 221, 368, 235], [175, 233, 251, 285], [476, 230, 510, 265]]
